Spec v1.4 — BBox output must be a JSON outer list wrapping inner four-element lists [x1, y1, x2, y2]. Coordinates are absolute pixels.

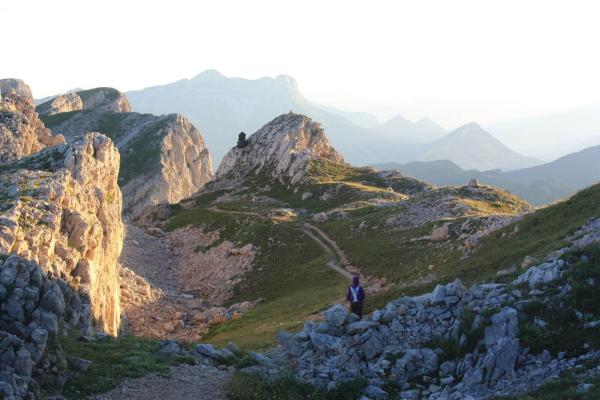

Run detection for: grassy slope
[[165, 199, 346, 350], [41, 108, 170, 185], [51, 334, 194, 399], [330, 183, 600, 309], [164, 158, 599, 349]]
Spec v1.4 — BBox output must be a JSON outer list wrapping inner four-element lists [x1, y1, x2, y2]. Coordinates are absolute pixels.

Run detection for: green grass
[[226, 371, 366, 400], [54, 334, 194, 399], [518, 244, 600, 356], [206, 254, 346, 350], [320, 183, 600, 289], [39, 110, 80, 128], [76, 87, 120, 102], [497, 373, 600, 399], [118, 118, 170, 184], [95, 112, 130, 142], [166, 202, 348, 349]]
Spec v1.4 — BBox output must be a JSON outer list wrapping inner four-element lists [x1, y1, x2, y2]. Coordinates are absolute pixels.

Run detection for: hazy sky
[[4, 0, 600, 128]]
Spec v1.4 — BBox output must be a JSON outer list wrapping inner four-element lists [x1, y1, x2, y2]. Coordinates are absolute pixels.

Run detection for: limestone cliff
[[216, 112, 344, 185], [41, 98, 213, 218], [0, 79, 65, 163], [36, 87, 131, 115], [0, 133, 123, 335]]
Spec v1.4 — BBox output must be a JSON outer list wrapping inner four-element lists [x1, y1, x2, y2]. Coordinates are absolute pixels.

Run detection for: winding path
[[301, 224, 353, 279], [207, 205, 354, 280]]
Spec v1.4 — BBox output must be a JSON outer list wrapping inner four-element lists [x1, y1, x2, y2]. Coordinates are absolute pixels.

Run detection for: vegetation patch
[[519, 243, 600, 356], [226, 371, 366, 400], [320, 183, 600, 291], [39, 110, 80, 128], [55, 334, 194, 399], [166, 200, 347, 349], [119, 118, 170, 184]]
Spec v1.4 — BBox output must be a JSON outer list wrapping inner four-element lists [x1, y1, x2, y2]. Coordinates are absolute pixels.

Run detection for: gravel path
[[89, 363, 232, 400]]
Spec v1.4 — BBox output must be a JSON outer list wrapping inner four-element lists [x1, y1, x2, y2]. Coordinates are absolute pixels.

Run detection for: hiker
[[347, 275, 366, 318]]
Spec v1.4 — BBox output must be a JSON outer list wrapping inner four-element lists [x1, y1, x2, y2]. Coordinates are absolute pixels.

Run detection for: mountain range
[[373, 143, 600, 206], [126, 70, 539, 171]]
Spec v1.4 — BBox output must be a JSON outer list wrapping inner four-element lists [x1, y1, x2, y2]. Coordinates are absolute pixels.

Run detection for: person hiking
[[346, 275, 366, 318]]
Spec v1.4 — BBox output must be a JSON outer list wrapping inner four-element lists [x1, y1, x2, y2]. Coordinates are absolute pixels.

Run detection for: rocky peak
[[41, 107, 214, 219], [0, 82, 65, 163], [36, 87, 131, 116], [216, 112, 345, 185], [0, 78, 34, 104]]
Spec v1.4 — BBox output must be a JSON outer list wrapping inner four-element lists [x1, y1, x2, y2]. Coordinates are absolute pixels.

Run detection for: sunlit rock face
[[0, 133, 124, 336], [217, 112, 344, 185]]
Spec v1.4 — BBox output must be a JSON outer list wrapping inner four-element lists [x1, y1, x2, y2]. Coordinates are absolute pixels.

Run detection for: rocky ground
[[89, 362, 231, 400], [263, 217, 600, 399], [119, 224, 256, 341]]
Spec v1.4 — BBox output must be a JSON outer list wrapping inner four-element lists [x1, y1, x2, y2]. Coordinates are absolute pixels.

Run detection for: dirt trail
[[89, 363, 231, 400], [207, 205, 259, 216], [207, 205, 354, 280], [301, 225, 353, 279]]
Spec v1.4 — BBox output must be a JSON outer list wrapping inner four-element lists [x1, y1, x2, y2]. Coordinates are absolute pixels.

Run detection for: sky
[[4, 0, 600, 129]]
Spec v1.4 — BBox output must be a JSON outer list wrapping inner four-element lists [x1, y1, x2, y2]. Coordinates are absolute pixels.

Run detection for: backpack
[[350, 286, 361, 302]]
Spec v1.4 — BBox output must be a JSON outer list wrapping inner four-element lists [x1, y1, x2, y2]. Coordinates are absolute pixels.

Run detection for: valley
[[1, 78, 600, 400]]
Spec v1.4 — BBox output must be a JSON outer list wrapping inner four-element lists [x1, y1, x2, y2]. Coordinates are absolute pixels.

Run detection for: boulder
[[431, 223, 450, 241], [363, 385, 388, 399], [324, 304, 348, 327], [313, 212, 328, 223]]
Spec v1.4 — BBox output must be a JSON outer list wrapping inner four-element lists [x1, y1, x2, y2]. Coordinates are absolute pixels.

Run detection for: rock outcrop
[[0, 255, 92, 399], [36, 87, 131, 115], [39, 91, 213, 218], [0, 79, 65, 163], [216, 113, 344, 185], [268, 218, 600, 399], [0, 79, 34, 104], [0, 133, 123, 335]]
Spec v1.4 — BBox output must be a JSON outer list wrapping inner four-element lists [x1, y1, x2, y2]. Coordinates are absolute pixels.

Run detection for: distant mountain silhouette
[[373, 144, 600, 206], [127, 70, 414, 164], [378, 114, 446, 143], [127, 70, 540, 171], [417, 122, 542, 171]]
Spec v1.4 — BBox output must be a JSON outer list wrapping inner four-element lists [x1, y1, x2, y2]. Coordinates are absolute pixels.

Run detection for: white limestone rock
[[216, 112, 344, 185]]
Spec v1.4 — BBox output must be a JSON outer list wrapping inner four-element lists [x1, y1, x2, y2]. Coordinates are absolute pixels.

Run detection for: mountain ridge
[[418, 122, 542, 171]]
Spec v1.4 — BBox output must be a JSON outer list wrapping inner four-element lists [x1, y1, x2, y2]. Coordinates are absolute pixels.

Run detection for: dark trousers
[[350, 301, 363, 318]]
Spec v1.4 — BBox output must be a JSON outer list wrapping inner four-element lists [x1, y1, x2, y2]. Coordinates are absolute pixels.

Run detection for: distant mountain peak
[[384, 114, 412, 125], [420, 122, 542, 171], [461, 121, 483, 130], [192, 69, 227, 81]]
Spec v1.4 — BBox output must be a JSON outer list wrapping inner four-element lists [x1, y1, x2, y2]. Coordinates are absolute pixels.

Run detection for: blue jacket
[[347, 285, 365, 303]]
